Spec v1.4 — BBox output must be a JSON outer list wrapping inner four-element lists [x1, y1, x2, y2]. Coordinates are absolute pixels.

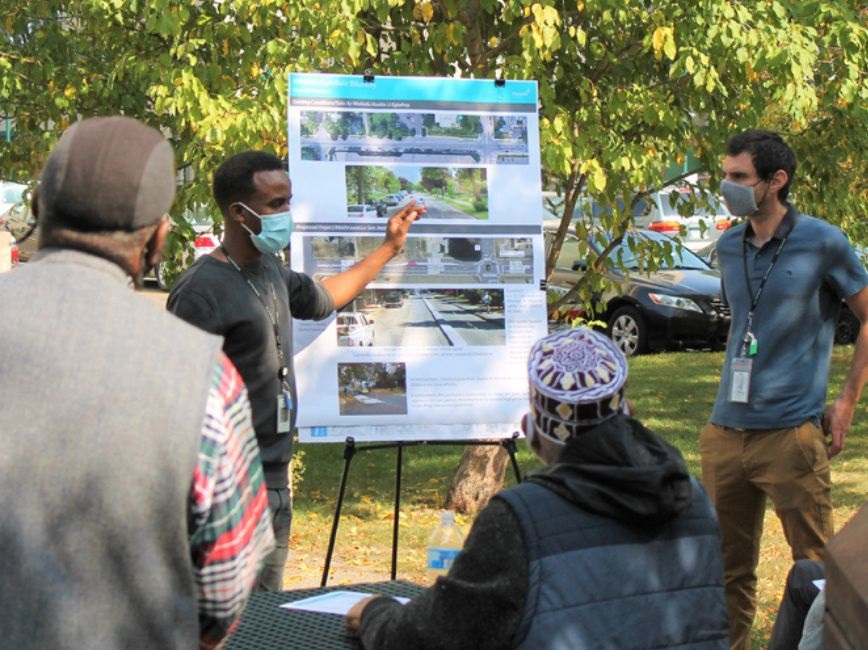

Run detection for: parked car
[[347, 204, 378, 218], [382, 290, 403, 308], [384, 194, 402, 207], [633, 188, 735, 252], [835, 304, 862, 345], [546, 227, 730, 356], [336, 312, 375, 346], [697, 239, 865, 345], [564, 194, 651, 225], [0, 180, 29, 218], [557, 188, 734, 253], [1, 180, 37, 261]]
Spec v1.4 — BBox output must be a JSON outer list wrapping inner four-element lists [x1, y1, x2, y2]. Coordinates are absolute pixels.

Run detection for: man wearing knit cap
[[0, 116, 274, 649], [347, 327, 729, 649]]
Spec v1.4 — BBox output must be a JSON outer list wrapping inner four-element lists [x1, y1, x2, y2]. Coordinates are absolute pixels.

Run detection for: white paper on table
[[280, 590, 410, 616], [812, 579, 826, 591]]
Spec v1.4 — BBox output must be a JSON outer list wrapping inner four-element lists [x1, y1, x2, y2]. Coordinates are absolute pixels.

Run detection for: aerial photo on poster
[[300, 111, 529, 165], [302, 234, 534, 285]]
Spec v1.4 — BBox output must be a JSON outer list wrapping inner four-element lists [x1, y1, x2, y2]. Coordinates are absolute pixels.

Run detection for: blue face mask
[[237, 202, 293, 254]]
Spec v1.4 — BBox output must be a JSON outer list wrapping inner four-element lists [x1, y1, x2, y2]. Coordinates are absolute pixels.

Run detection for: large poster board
[[288, 73, 547, 442]]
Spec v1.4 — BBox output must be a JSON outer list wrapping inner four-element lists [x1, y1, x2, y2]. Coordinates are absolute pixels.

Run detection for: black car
[[546, 228, 730, 356], [697, 240, 863, 345]]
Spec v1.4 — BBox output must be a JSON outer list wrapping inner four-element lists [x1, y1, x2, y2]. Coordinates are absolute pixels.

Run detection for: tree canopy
[[2, 0, 865, 515], [2, 0, 865, 299]]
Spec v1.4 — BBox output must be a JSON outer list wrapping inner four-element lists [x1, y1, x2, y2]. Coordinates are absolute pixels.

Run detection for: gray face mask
[[719, 179, 761, 217]]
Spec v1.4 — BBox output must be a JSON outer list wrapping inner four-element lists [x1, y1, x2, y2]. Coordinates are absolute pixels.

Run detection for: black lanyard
[[740, 235, 788, 355], [742, 236, 788, 312], [222, 247, 289, 383]]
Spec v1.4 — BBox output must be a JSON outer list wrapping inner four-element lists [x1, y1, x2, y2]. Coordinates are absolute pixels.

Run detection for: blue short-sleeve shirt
[[710, 205, 867, 429]]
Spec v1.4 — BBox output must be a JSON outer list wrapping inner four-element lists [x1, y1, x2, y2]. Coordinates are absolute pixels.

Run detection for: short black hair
[[212, 151, 284, 212], [726, 130, 797, 202]]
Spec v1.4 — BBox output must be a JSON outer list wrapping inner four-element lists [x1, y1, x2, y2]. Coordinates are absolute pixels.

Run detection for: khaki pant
[[700, 421, 833, 650]]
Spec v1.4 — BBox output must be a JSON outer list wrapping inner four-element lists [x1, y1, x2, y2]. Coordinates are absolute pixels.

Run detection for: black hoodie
[[530, 414, 693, 526]]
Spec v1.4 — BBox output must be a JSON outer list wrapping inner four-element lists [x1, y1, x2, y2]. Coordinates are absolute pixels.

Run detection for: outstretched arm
[[321, 201, 424, 309], [822, 286, 868, 457]]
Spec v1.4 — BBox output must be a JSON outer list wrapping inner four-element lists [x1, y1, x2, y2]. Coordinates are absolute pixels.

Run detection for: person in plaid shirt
[[195, 353, 275, 647]]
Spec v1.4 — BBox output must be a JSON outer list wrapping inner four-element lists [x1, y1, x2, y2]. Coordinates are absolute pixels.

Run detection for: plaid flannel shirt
[[191, 353, 274, 648]]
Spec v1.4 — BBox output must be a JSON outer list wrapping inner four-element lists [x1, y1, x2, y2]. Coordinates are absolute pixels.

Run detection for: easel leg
[[320, 436, 519, 585], [503, 433, 523, 484], [321, 437, 356, 587], [391, 442, 403, 581]]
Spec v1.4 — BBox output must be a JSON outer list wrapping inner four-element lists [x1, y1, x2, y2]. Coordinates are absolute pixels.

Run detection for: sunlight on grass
[[291, 346, 866, 648]]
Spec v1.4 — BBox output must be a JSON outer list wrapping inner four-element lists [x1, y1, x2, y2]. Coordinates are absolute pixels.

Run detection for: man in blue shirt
[[700, 129, 868, 649]]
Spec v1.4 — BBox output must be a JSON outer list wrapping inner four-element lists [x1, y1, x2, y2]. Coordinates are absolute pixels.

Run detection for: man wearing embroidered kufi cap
[[347, 327, 729, 649]]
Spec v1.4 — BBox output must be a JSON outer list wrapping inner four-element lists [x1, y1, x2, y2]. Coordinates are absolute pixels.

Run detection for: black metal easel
[[320, 433, 523, 586]]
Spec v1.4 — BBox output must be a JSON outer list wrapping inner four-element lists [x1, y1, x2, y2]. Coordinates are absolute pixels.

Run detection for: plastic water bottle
[[426, 510, 464, 582]]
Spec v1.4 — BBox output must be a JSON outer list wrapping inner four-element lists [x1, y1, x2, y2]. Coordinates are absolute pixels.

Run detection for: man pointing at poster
[[169, 150, 424, 591]]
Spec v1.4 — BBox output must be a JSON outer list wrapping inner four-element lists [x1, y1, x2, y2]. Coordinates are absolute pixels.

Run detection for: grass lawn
[[288, 345, 866, 649]]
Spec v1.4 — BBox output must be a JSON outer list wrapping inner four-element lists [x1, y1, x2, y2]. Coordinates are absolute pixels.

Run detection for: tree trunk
[[445, 445, 509, 515]]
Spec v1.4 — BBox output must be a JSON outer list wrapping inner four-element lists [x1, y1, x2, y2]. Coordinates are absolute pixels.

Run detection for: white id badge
[[276, 394, 291, 434], [729, 357, 753, 403]]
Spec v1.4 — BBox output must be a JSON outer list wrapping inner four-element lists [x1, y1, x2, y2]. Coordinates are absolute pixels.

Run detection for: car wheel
[[607, 306, 647, 356], [155, 261, 169, 291], [834, 308, 859, 345]]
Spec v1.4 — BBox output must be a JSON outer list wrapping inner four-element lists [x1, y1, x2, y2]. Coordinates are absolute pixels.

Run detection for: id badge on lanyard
[[730, 318, 758, 404], [276, 374, 292, 434], [729, 357, 752, 403]]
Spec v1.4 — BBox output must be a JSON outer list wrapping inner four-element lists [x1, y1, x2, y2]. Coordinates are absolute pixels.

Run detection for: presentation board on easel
[[287, 73, 548, 443]]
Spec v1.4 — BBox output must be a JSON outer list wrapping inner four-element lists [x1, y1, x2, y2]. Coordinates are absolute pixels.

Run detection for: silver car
[[634, 189, 735, 252]]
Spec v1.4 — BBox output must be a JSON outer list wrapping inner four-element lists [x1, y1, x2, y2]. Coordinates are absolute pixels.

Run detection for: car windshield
[[174, 205, 213, 227], [659, 191, 728, 218], [588, 196, 650, 219], [547, 196, 650, 220], [593, 230, 711, 270]]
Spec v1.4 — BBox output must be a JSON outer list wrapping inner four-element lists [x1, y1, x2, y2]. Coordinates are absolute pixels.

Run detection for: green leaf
[[365, 33, 378, 57], [684, 54, 695, 74], [663, 29, 677, 61]]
